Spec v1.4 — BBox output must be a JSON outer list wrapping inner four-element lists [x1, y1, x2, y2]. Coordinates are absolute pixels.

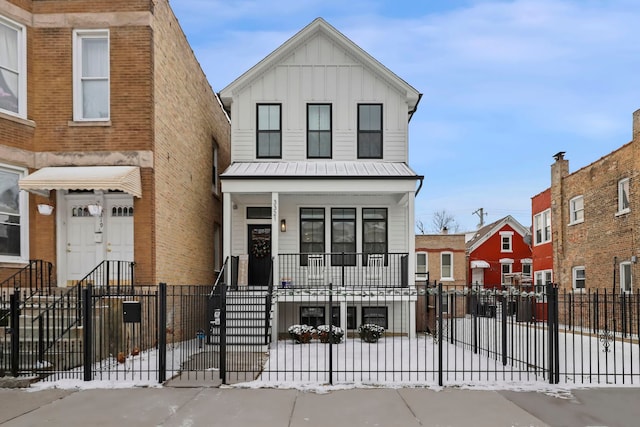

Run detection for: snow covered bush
[[358, 323, 385, 343], [316, 324, 344, 344], [288, 324, 315, 343]]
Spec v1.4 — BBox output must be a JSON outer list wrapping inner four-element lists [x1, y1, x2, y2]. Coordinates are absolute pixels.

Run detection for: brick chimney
[[634, 109, 640, 142]]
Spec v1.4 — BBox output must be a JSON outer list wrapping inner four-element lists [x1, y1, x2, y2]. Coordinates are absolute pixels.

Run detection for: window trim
[[572, 266, 586, 292], [500, 259, 513, 285], [569, 195, 584, 225], [357, 103, 383, 159], [500, 231, 513, 253], [440, 251, 453, 281], [0, 15, 27, 118], [256, 103, 282, 159], [620, 261, 632, 293], [0, 163, 29, 263], [73, 29, 110, 122], [617, 178, 630, 215], [534, 209, 551, 245], [307, 103, 332, 159], [416, 252, 428, 280]]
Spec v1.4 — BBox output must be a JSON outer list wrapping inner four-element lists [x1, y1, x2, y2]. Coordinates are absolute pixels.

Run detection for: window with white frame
[[572, 266, 585, 292], [620, 262, 632, 293], [500, 231, 513, 252], [534, 209, 551, 245], [441, 252, 453, 281], [0, 16, 26, 117], [416, 252, 428, 280], [0, 164, 28, 262], [618, 178, 630, 214], [521, 259, 532, 277], [73, 29, 109, 121], [569, 195, 584, 224], [501, 259, 513, 285], [535, 270, 553, 293]]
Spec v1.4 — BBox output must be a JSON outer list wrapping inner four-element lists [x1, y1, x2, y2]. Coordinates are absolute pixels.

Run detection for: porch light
[[37, 204, 54, 216], [280, 219, 287, 232], [87, 203, 103, 217]]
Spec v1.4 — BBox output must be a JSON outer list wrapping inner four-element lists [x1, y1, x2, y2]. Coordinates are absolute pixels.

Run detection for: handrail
[[264, 256, 275, 344], [209, 256, 229, 298], [77, 260, 135, 294], [0, 260, 53, 294]]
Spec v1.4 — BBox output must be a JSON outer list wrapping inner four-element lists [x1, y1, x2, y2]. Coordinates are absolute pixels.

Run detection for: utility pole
[[473, 208, 488, 228]]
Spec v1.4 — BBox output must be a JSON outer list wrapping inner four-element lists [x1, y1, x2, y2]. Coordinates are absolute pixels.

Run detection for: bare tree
[[430, 209, 460, 233], [416, 219, 426, 234]]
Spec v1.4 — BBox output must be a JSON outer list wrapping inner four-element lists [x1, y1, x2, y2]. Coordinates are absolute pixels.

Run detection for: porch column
[[408, 191, 416, 338], [271, 192, 279, 288], [223, 192, 232, 284]]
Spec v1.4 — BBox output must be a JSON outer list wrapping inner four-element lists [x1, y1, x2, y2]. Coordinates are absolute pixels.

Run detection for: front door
[[248, 224, 271, 287], [471, 268, 484, 287], [66, 202, 99, 284]]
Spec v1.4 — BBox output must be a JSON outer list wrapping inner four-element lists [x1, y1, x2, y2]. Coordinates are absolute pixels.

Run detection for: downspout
[[415, 175, 424, 196]]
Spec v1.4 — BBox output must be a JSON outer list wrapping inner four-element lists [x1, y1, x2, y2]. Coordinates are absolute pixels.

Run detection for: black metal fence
[[2, 281, 640, 386]]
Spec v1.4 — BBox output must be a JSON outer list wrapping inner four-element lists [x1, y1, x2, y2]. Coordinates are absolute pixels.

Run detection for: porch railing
[[76, 260, 135, 294], [278, 252, 408, 288]]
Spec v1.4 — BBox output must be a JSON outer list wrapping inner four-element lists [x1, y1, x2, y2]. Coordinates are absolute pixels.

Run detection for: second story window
[[618, 178, 630, 214], [500, 231, 513, 252], [358, 104, 382, 158], [569, 195, 584, 224], [0, 16, 26, 117], [307, 104, 331, 158], [534, 209, 551, 245], [257, 104, 281, 158], [441, 252, 453, 281], [73, 29, 109, 121]]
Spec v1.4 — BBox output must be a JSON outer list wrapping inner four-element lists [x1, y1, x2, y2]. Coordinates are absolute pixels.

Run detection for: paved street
[[1, 385, 639, 426]]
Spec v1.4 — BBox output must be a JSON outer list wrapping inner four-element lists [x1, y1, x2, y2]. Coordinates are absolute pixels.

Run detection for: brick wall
[[551, 111, 639, 291], [415, 233, 467, 285]]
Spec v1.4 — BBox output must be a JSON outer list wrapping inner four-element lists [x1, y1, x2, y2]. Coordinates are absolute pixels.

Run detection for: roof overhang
[[19, 166, 142, 198], [470, 260, 490, 269]]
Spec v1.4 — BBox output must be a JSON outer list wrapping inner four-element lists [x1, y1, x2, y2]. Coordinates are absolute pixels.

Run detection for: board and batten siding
[[230, 34, 410, 163]]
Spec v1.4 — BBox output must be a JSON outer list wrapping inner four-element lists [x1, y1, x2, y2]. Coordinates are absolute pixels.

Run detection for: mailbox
[[123, 301, 142, 323]]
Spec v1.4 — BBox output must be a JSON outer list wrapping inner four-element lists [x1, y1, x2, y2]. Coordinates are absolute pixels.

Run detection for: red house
[[531, 189, 553, 291], [466, 215, 532, 289]]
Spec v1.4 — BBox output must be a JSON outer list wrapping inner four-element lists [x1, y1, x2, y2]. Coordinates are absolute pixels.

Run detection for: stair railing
[[209, 257, 229, 298], [0, 260, 53, 294], [264, 257, 275, 344]]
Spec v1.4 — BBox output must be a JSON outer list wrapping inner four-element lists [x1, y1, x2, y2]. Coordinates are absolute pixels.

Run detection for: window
[[569, 195, 584, 224], [534, 209, 551, 245], [416, 252, 428, 280], [572, 266, 585, 292], [522, 261, 532, 277], [621, 262, 632, 293], [300, 307, 325, 328], [535, 270, 553, 292], [307, 104, 331, 158], [300, 208, 325, 265], [618, 178, 630, 214], [332, 306, 356, 329], [362, 208, 387, 265], [0, 164, 28, 262], [256, 104, 281, 158], [362, 306, 388, 328], [331, 208, 356, 266], [441, 252, 453, 281], [501, 261, 513, 285], [212, 141, 219, 195], [500, 231, 513, 252], [0, 16, 25, 117], [358, 104, 382, 158], [246, 207, 271, 219], [73, 29, 109, 121]]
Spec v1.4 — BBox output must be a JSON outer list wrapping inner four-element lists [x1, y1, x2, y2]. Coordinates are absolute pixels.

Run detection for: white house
[[219, 18, 423, 340]]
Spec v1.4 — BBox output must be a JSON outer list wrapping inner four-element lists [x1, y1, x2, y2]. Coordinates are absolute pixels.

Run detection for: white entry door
[[64, 193, 134, 285], [471, 268, 485, 287]]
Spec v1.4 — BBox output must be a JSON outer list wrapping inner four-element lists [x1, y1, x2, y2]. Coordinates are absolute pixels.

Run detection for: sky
[[170, 0, 640, 232]]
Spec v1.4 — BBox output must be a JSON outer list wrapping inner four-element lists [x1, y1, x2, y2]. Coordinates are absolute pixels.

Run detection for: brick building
[[0, 0, 229, 286], [542, 109, 640, 292], [415, 232, 467, 287]]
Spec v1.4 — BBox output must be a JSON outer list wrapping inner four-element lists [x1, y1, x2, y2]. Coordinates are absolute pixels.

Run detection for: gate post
[[83, 284, 93, 381], [158, 282, 167, 383], [219, 281, 227, 384], [438, 282, 443, 387], [501, 295, 508, 366], [9, 292, 19, 377], [547, 283, 559, 384], [328, 282, 333, 386]]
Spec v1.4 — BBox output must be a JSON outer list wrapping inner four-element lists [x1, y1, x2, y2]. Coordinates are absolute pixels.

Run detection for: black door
[[248, 224, 272, 287]]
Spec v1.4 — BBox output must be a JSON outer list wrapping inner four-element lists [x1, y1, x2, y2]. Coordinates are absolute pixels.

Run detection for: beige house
[[0, 0, 229, 286]]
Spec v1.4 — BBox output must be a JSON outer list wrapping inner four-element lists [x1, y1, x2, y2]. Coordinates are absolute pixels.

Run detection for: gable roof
[[466, 215, 531, 253], [219, 17, 422, 119]]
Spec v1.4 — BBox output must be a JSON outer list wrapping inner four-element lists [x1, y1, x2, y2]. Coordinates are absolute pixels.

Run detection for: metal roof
[[221, 161, 420, 179]]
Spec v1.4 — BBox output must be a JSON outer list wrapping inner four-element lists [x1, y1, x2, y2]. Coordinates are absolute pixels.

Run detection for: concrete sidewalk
[[0, 385, 638, 426]]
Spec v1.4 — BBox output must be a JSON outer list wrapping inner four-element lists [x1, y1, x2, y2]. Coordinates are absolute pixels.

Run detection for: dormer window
[[358, 104, 382, 158], [307, 104, 331, 158], [256, 104, 281, 158]]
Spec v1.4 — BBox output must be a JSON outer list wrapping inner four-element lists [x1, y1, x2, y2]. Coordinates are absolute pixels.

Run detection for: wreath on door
[[251, 239, 270, 258]]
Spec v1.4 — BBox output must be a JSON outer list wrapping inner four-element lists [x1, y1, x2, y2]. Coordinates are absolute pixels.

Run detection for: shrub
[[316, 324, 344, 344], [288, 324, 315, 344], [357, 323, 385, 343]]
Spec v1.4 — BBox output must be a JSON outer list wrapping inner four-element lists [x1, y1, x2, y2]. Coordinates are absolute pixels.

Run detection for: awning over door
[[19, 166, 142, 198], [471, 260, 490, 269]]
